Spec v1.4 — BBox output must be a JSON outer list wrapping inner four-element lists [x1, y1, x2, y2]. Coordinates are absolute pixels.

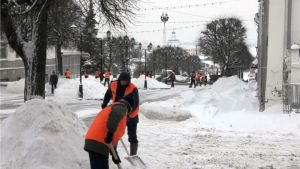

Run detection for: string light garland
[[137, 0, 239, 11]]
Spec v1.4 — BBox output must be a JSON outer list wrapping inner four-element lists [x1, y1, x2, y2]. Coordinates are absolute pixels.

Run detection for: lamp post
[[143, 43, 153, 89], [70, 24, 97, 99], [161, 12, 169, 45], [106, 31, 111, 71]]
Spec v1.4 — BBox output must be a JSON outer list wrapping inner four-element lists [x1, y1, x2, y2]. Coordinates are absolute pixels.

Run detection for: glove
[[104, 132, 113, 144], [110, 148, 121, 164], [101, 104, 107, 109]]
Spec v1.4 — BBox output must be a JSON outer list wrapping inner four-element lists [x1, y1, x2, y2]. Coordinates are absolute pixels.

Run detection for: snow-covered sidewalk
[[1, 76, 300, 169]]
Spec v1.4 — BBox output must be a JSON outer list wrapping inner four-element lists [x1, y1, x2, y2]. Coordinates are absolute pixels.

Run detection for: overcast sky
[[99, 0, 258, 53]]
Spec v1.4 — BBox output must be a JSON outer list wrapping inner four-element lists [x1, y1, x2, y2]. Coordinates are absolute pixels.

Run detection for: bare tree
[[199, 17, 252, 76], [1, 0, 138, 101]]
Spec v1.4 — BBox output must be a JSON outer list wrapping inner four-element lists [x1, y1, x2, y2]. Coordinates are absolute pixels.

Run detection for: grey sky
[[100, 0, 258, 53]]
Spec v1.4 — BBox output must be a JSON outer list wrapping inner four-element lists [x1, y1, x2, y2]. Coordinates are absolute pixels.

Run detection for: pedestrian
[[95, 70, 100, 79], [104, 70, 110, 86], [101, 72, 140, 156], [84, 100, 131, 169], [168, 71, 176, 87], [84, 71, 89, 78], [65, 69, 71, 79], [189, 71, 196, 88], [149, 71, 153, 78], [49, 71, 58, 94], [100, 71, 104, 82], [203, 75, 208, 86], [196, 72, 201, 87]]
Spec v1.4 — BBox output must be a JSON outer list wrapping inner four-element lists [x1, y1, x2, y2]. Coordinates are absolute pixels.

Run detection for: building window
[[0, 42, 7, 59]]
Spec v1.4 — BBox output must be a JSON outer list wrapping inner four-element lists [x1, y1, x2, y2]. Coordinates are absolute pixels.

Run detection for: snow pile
[[5, 78, 24, 94], [175, 75, 188, 82], [185, 76, 300, 134], [55, 76, 107, 99], [131, 76, 170, 89], [140, 100, 192, 121], [1, 99, 89, 169]]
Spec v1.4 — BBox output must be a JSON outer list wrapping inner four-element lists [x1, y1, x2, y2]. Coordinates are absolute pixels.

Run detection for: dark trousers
[[127, 117, 138, 143], [88, 151, 109, 169], [104, 78, 110, 86], [170, 80, 174, 87], [189, 80, 196, 88], [51, 84, 57, 94]]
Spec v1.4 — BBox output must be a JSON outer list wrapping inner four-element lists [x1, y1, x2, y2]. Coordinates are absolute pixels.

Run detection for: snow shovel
[[120, 139, 146, 169], [107, 143, 123, 169]]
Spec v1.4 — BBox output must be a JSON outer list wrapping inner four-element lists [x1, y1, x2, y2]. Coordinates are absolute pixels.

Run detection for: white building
[[0, 33, 84, 81], [167, 30, 180, 47], [256, 0, 300, 112]]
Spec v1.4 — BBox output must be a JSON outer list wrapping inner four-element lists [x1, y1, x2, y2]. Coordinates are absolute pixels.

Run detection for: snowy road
[[0, 86, 196, 119]]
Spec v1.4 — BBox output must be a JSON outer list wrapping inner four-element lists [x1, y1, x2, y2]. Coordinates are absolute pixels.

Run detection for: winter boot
[[130, 143, 138, 155]]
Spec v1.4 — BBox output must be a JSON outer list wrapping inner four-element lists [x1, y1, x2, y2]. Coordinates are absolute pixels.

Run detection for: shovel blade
[[124, 155, 146, 169]]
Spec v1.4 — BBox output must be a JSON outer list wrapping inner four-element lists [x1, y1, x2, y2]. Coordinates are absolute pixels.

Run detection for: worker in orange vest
[[65, 69, 71, 79], [101, 72, 140, 156], [95, 70, 100, 79], [103, 70, 110, 86], [84, 100, 131, 169]]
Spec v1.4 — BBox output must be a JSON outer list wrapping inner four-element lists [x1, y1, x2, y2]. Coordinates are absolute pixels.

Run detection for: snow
[[54, 76, 107, 99], [175, 75, 189, 82], [1, 99, 89, 169], [131, 76, 170, 89], [291, 43, 300, 50], [1, 76, 300, 168]]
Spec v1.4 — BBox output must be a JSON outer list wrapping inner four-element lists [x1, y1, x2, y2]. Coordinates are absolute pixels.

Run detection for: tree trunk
[[56, 40, 63, 75], [1, 0, 50, 101]]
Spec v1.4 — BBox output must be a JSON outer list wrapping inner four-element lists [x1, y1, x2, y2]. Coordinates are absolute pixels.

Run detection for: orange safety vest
[[104, 71, 110, 78], [110, 81, 139, 118], [85, 103, 127, 145], [65, 71, 71, 78]]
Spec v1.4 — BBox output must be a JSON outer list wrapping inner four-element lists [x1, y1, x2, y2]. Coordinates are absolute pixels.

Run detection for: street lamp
[[106, 31, 111, 71], [161, 12, 169, 45], [143, 43, 153, 89], [70, 24, 97, 99]]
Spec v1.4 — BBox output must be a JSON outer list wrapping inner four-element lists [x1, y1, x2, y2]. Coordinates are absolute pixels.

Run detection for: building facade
[[0, 34, 84, 82], [256, 0, 300, 111]]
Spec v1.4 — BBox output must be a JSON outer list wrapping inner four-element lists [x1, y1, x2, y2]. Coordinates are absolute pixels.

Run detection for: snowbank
[[131, 76, 170, 89], [140, 101, 192, 121], [175, 75, 188, 82], [1, 99, 89, 169], [53, 76, 107, 99], [5, 78, 24, 94]]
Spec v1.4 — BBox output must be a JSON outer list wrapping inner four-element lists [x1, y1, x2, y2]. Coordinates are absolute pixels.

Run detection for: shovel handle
[[108, 144, 123, 169], [120, 139, 130, 156]]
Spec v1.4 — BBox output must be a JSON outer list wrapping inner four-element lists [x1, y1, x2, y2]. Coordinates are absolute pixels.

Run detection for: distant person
[[196, 73, 201, 87], [168, 71, 176, 87], [203, 75, 208, 86], [65, 69, 71, 79], [49, 71, 58, 94], [84, 71, 89, 78], [102, 72, 140, 156], [84, 101, 131, 169], [95, 70, 100, 79], [189, 71, 196, 88], [104, 70, 110, 87], [100, 71, 104, 82]]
